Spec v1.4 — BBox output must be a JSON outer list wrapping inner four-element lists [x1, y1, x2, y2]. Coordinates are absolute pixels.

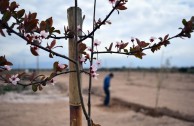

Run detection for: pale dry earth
[[0, 71, 194, 126]]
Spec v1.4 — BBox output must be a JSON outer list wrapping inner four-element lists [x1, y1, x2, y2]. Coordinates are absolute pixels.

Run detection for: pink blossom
[[58, 64, 66, 69], [96, 60, 101, 67], [115, 41, 121, 48], [109, 0, 116, 4], [32, 34, 41, 42], [90, 64, 97, 73], [40, 30, 49, 38], [90, 64, 99, 79], [91, 72, 99, 80], [4, 65, 11, 71], [79, 56, 86, 63], [93, 39, 101, 46], [77, 25, 81, 31], [87, 47, 93, 52], [150, 36, 157, 42], [9, 74, 20, 85]]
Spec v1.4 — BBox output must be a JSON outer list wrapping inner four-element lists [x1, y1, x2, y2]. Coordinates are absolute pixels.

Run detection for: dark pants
[[104, 88, 110, 106]]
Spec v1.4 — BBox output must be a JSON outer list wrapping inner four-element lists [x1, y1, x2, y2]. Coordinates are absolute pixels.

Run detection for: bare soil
[[0, 71, 194, 126]]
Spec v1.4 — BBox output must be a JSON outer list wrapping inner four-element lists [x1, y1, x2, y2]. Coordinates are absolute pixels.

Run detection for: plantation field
[[0, 71, 194, 126]]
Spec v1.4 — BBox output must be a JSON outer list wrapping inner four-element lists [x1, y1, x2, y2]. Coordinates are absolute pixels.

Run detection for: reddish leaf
[[0, 29, 5, 37], [17, 9, 25, 18], [164, 34, 169, 40], [46, 17, 53, 28], [9, 1, 18, 11], [5, 61, 13, 66], [40, 21, 47, 31], [29, 12, 37, 19], [120, 42, 128, 49], [30, 46, 39, 56], [24, 19, 38, 33], [163, 40, 170, 47], [0, 0, 9, 13], [85, 53, 90, 60], [116, 5, 127, 10], [0, 56, 13, 66], [136, 39, 149, 48], [79, 43, 87, 53], [50, 39, 56, 49]]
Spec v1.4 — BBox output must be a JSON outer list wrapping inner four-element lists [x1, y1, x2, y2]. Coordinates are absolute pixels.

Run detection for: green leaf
[[134, 52, 145, 59], [49, 53, 54, 58], [158, 37, 163, 41], [106, 42, 113, 52], [124, 49, 128, 53], [32, 85, 38, 92], [53, 61, 58, 72], [2, 10, 11, 23], [182, 19, 187, 26], [151, 44, 161, 53], [53, 30, 61, 34], [38, 85, 43, 91]]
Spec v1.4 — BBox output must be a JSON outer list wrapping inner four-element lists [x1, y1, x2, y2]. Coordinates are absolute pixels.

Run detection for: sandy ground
[[0, 71, 194, 126]]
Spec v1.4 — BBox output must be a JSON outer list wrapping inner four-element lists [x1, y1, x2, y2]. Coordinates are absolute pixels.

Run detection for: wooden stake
[[67, 7, 82, 126]]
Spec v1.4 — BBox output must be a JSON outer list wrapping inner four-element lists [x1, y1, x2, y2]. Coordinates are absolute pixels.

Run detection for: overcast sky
[[0, 0, 194, 69]]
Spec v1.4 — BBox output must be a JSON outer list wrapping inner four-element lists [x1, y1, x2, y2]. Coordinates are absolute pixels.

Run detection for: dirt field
[[0, 71, 194, 126]]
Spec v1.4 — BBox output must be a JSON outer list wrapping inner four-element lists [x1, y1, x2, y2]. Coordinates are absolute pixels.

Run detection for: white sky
[[0, 0, 194, 68]]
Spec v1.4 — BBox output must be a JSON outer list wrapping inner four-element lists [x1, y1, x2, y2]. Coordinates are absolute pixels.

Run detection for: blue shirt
[[103, 75, 111, 89]]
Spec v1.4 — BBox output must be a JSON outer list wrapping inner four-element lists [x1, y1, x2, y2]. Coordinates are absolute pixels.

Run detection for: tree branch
[[0, 20, 76, 64], [77, 0, 122, 43]]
